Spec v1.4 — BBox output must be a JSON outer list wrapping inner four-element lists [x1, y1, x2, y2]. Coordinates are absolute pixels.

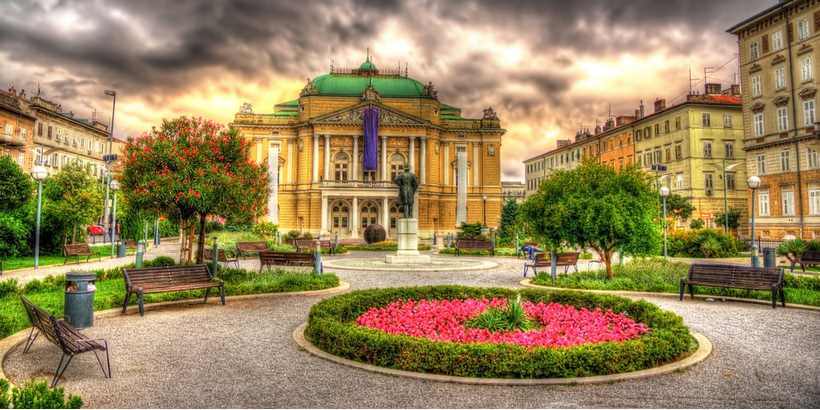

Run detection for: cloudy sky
[[0, 0, 774, 181]]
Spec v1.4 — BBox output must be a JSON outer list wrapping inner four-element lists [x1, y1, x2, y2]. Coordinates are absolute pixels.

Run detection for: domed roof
[[359, 59, 377, 70], [311, 73, 426, 98]]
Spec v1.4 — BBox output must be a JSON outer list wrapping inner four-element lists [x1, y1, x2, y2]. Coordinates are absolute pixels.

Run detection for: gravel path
[[3, 251, 819, 408]]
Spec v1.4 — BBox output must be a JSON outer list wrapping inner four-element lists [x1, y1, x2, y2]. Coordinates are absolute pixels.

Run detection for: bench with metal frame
[[19, 296, 111, 388], [236, 241, 269, 259], [63, 243, 102, 265], [122, 264, 225, 316], [294, 239, 336, 255], [523, 252, 580, 277], [793, 249, 820, 272], [258, 250, 322, 273], [454, 239, 495, 256], [203, 247, 240, 268], [679, 263, 785, 309]]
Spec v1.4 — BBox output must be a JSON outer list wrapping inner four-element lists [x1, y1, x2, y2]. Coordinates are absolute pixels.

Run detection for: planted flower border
[[306, 285, 694, 379]]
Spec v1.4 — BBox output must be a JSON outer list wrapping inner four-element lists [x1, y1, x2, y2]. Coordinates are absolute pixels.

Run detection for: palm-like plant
[[776, 239, 808, 266]]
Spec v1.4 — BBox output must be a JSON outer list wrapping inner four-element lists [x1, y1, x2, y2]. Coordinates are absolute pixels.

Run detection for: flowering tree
[[43, 162, 104, 244], [521, 158, 661, 279], [120, 117, 270, 263]]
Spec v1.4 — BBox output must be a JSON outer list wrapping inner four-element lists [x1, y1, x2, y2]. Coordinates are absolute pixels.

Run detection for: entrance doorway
[[360, 201, 379, 232], [331, 201, 350, 236]]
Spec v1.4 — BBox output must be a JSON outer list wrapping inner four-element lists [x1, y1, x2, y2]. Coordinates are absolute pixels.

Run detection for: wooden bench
[[793, 249, 820, 272], [63, 243, 102, 265], [454, 239, 494, 256], [236, 241, 269, 259], [523, 252, 580, 277], [258, 250, 322, 273], [294, 239, 336, 255], [680, 263, 785, 309], [19, 296, 111, 388], [122, 264, 225, 316], [202, 247, 240, 268], [125, 239, 138, 249]]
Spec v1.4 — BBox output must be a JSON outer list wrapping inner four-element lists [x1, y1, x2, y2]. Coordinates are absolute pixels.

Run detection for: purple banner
[[363, 108, 379, 171]]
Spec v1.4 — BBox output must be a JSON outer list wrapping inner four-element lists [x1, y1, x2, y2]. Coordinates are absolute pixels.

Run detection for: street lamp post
[[482, 195, 488, 228], [747, 176, 761, 267], [109, 179, 121, 258], [103, 90, 117, 244], [716, 160, 740, 234], [31, 166, 49, 269], [660, 187, 670, 258]]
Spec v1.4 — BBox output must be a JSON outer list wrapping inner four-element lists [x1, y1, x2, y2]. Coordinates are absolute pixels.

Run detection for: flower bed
[[306, 286, 693, 379]]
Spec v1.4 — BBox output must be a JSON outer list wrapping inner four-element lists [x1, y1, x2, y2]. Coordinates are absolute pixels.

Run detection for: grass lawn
[[1, 246, 136, 271], [0, 263, 339, 339], [531, 257, 820, 307]]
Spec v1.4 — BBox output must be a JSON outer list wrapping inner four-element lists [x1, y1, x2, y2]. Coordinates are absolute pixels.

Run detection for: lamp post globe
[[660, 187, 669, 258], [31, 166, 49, 269]]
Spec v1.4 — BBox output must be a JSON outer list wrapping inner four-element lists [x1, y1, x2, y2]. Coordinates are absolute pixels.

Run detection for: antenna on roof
[[330, 59, 335, 74], [366, 47, 370, 62], [405, 62, 408, 77]]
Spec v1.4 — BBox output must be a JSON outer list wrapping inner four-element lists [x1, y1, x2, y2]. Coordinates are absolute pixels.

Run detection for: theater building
[[230, 57, 506, 239]]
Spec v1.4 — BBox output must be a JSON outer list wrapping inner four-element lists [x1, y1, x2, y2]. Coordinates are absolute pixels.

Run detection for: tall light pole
[[660, 186, 669, 258], [747, 176, 761, 267], [103, 90, 117, 245], [482, 195, 488, 228], [109, 179, 121, 258], [31, 166, 49, 269]]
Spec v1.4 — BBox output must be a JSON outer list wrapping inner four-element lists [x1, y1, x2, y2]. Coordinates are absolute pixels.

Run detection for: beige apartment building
[[729, 0, 820, 240], [0, 87, 36, 173]]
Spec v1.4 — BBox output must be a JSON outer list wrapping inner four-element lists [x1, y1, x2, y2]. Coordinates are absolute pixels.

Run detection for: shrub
[[665, 228, 737, 258], [287, 230, 299, 238], [579, 251, 594, 259], [690, 219, 705, 229], [206, 221, 225, 233], [252, 221, 277, 238], [0, 377, 83, 409], [301, 232, 314, 240], [143, 256, 176, 267], [0, 213, 29, 259], [306, 286, 692, 379], [457, 222, 482, 238]]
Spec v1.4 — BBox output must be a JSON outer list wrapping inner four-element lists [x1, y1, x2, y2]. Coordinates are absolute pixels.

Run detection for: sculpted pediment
[[311, 103, 427, 126]]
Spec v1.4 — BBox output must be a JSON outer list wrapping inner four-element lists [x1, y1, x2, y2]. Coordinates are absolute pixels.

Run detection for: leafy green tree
[[521, 158, 661, 279], [690, 218, 705, 229], [0, 156, 33, 213], [42, 162, 104, 244], [498, 198, 521, 245], [714, 206, 742, 231], [120, 116, 271, 263], [662, 192, 697, 222]]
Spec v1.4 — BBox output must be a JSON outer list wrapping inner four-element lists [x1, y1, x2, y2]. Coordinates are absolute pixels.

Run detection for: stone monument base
[[386, 218, 431, 264]]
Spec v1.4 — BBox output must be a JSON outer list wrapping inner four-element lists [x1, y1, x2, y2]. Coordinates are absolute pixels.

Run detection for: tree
[[498, 198, 521, 245], [714, 206, 742, 231], [0, 156, 33, 213], [43, 162, 104, 244], [662, 192, 697, 223], [520, 158, 661, 279], [120, 116, 271, 264]]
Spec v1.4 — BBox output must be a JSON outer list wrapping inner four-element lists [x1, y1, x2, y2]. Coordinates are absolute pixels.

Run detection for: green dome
[[359, 60, 377, 70], [312, 74, 426, 98]]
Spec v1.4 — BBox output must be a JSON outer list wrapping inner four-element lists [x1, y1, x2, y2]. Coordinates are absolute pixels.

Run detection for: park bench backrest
[[124, 265, 213, 291], [21, 296, 63, 349], [688, 264, 783, 289], [64, 244, 92, 256], [237, 241, 268, 252], [800, 249, 820, 261], [202, 247, 230, 262], [558, 252, 580, 264], [259, 250, 287, 265]]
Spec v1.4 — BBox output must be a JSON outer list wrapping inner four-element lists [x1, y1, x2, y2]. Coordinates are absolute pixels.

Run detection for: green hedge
[[345, 244, 431, 251], [306, 286, 693, 379]]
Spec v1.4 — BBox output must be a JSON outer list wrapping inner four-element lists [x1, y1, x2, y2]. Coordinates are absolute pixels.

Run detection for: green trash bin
[[65, 272, 96, 329]]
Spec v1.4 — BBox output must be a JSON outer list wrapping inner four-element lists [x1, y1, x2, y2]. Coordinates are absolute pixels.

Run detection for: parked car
[[88, 225, 104, 235]]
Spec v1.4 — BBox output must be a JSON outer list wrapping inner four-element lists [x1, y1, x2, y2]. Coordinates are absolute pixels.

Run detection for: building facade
[[230, 58, 506, 238], [729, 0, 820, 240], [0, 88, 36, 173], [501, 181, 525, 202]]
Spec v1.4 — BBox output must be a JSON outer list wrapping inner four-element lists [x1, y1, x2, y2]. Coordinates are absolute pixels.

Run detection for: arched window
[[390, 153, 405, 179], [334, 153, 349, 181]]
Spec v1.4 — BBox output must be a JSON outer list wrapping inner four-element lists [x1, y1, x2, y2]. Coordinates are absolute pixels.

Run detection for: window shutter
[[789, 22, 795, 43], [762, 34, 769, 53]]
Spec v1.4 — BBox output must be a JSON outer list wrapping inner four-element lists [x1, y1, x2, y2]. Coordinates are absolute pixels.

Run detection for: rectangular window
[[361, 217, 367, 228], [55, 129, 60, 141], [726, 173, 736, 190], [773, 30, 783, 50], [783, 190, 795, 215], [675, 144, 682, 159], [703, 141, 712, 158], [665, 147, 671, 162], [654, 149, 661, 164], [333, 217, 339, 228], [636, 153, 642, 167], [754, 113, 765, 136], [775, 66, 786, 90], [725, 142, 734, 159], [47, 126, 52, 139], [675, 116, 681, 130], [804, 99, 816, 126], [80, 137, 85, 148], [664, 120, 670, 133], [702, 113, 711, 127], [759, 191, 770, 216], [341, 217, 347, 228], [635, 129, 642, 141], [750, 41, 760, 61], [18, 153, 24, 166], [38, 123, 43, 136], [752, 75, 762, 97], [757, 154, 766, 174], [802, 56, 813, 81], [781, 149, 791, 171], [654, 124, 659, 136], [390, 217, 396, 229], [798, 18, 810, 41], [705, 173, 714, 189], [723, 113, 733, 128], [811, 189, 820, 214], [777, 106, 789, 132], [644, 152, 652, 166], [20, 128, 26, 142], [35, 148, 42, 164], [677, 174, 683, 190], [645, 127, 651, 139], [809, 148, 820, 168]]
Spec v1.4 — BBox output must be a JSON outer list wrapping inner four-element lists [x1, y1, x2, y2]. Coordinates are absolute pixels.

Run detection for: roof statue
[[361, 85, 381, 103], [300, 78, 318, 96], [483, 107, 498, 121], [237, 102, 254, 114], [423, 82, 438, 99]]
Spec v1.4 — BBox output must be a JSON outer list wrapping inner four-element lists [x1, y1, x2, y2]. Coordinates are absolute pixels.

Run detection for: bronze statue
[[393, 164, 418, 219]]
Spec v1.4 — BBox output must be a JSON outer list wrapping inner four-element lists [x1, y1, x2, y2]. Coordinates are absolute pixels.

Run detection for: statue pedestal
[[385, 218, 431, 264]]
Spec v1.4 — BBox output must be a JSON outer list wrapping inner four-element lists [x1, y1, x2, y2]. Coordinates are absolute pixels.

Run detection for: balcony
[[321, 180, 394, 189], [0, 131, 26, 147]]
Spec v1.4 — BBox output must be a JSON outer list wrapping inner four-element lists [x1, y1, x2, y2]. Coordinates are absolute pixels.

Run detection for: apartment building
[[0, 87, 36, 173], [728, 0, 820, 239]]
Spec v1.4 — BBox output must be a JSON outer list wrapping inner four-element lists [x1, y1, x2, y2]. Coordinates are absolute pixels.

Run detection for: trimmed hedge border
[[305, 286, 694, 379]]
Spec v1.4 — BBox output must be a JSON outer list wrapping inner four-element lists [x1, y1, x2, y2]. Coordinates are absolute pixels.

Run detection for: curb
[[0, 281, 350, 382], [518, 279, 820, 312], [293, 322, 712, 386]]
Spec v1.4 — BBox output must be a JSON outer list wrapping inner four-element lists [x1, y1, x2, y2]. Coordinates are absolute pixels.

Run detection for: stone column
[[409, 136, 415, 172], [381, 136, 388, 181], [324, 135, 331, 181], [312, 135, 319, 183], [352, 136, 359, 180], [420, 136, 427, 184], [382, 196, 389, 228], [456, 146, 467, 226], [321, 195, 329, 235], [351, 196, 359, 238], [286, 139, 293, 184], [443, 143, 450, 186], [473, 142, 480, 186], [267, 143, 280, 223], [256, 140, 262, 163]]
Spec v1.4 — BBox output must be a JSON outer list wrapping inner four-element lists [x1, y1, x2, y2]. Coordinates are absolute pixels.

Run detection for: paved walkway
[[2, 250, 819, 408]]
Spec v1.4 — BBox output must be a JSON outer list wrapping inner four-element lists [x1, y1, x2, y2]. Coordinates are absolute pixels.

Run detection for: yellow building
[[230, 57, 506, 238]]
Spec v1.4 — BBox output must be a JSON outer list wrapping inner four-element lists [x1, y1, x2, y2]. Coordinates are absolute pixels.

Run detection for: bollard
[[619, 247, 624, 266], [154, 219, 160, 246], [335, 231, 339, 250], [515, 235, 520, 258], [550, 250, 558, 284], [314, 241, 322, 277], [136, 240, 145, 268], [752, 245, 761, 268], [212, 236, 219, 273]]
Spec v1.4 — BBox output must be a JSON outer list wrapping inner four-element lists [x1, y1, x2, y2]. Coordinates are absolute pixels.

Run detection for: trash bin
[[763, 247, 776, 268], [65, 273, 96, 329], [117, 240, 127, 258]]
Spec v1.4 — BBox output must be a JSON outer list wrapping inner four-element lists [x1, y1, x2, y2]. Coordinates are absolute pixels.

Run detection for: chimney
[[556, 139, 571, 148], [731, 84, 740, 96], [19, 89, 25, 100], [705, 83, 721, 95], [654, 99, 666, 113], [640, 100, 645, 118]]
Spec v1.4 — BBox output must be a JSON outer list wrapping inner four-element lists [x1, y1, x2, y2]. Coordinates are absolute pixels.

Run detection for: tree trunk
[[590, 244, 614, 280], [187, 218, 194, 264], [196, 213, 208, 264], [71, 222, 77, 244], [178, 223, 186, 265]]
